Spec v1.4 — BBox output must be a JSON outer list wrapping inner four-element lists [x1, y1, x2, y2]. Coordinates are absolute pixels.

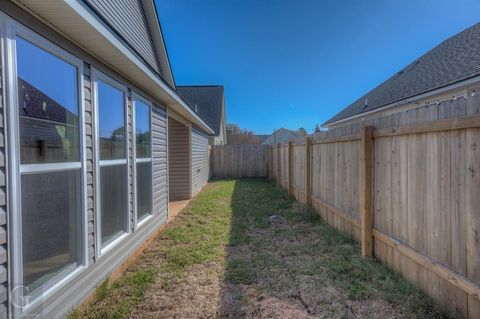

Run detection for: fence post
[[360, 126, 374, 257], [288, 141, 293, 195], [305, 137, 312, 206], [276, 143, 281, 187]]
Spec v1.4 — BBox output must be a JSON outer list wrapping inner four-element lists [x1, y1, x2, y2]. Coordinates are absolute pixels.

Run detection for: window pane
[[21, 170, 81, 293], [16, 36, 80, 164], [98, 81, 125, 160], [136, 161, 152, 221], [135, 100, 151, 158], [100, 164, 127, 246]]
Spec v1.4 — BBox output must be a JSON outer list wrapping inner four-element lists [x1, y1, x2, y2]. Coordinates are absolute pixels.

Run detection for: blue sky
[[156, 0, 480, 134]]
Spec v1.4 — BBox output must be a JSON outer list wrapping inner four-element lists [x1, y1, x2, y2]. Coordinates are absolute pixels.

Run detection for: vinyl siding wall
[[0, 4, 175, 317], [83, 0, 162, 75], [168, 117, 190, 200], [152, 104, 168, 222], [84, 65, 96, 264], [191, 126, 209, 196], [0, 27, 8, 317]]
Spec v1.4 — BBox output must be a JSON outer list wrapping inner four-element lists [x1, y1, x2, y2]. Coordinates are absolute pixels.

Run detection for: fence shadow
[[216, 178, 451, 318]]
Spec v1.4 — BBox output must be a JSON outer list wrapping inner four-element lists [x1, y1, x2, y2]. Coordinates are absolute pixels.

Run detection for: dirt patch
[[131, 262, 224, 319]]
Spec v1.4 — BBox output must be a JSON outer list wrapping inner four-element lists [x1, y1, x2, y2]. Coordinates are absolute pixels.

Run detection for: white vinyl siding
[[152, 105, 168, 222], [84, 0, 162, 75], [191, 126, 209, 196]]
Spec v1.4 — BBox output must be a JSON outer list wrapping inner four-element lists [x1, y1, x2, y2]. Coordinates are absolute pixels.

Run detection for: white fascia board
[[323, 74, 480, 128], [141, 0, 176, 88], [18, 0, 214, 134], [65, 0, 214, 134]]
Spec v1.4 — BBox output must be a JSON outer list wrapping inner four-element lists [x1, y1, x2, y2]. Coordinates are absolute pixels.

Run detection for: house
[[254, 134, 270, 144], [177, 85, 227, 145], [0, 0, 214, 317], [323, 22, 480, 131], [260, 128, 302, 145]]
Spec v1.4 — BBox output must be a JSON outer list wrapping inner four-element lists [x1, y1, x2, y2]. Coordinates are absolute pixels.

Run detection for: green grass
[[69, 179, 455, 318]]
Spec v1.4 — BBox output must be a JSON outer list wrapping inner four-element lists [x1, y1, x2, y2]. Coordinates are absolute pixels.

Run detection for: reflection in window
[[21, 171, 81, 292], [15, 36, 83, 296], [98, 81, 125, 160], [136, 161, 152, 221], [100, 164, 127, 246], [135, 101, 150, 158], [16, 36, 79, 164], [97, 79, 127, 248], [134, 99, 152, 222]]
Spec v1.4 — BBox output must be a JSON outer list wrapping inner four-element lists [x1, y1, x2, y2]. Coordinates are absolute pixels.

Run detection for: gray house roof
[[324, 22, 480, 126], [260, 128, 302, 145], [255, 134, 270, 144], [177, 86, 225, 136]]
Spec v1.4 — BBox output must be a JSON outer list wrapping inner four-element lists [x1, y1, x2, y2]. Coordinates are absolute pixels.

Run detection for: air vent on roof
[[194, 104, 198, 112], [363, 99, 368, 110]]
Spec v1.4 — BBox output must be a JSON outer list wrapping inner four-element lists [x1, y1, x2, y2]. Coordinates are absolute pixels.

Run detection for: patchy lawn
[[70, 179, 455, 319]]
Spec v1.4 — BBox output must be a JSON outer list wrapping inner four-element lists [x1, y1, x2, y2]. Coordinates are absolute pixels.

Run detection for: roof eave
[[16, 0, 213, 134], [323, 74, 480, 128], [142, 0, 176, 88]]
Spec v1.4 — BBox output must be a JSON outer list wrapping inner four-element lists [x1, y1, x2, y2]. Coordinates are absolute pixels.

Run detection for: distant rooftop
[[260, 128, 301, 145], [324, 22, 480, 125], [177, 85, 224, 135]]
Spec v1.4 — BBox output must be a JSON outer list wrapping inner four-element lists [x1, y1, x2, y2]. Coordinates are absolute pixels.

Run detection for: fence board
[[211, 114, 480, 318], [211, 144, 268, 178]]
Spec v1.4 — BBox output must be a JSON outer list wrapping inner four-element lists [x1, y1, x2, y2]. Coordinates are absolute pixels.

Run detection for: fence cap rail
[[312, 133, 361, 145], [373, 114, 480, 138]]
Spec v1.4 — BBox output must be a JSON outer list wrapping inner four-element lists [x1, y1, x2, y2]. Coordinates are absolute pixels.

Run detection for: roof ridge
[[323, 22, 480, 126]]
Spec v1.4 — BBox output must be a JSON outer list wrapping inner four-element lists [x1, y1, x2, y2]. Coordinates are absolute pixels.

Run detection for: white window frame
[[132, 92, 154, 228], [2, 14, 88, 316], [91, 68, 130, 257]]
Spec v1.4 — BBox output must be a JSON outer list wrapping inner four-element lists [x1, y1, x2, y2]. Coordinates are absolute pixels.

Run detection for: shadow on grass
[[218, 178, 455, 318]]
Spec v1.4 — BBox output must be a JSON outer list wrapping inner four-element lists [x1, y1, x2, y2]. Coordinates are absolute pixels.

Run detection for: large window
[[8, 24, 85, 306], [94, 72, 129, 252], [133, 96, 152, 224]]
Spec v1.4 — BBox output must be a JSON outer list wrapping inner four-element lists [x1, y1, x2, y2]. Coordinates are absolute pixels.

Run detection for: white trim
[[324, 74, 480, 128], [91, 67, 131, 258], [135, 158, 152, 163], [99, 232, 129, 256], [131, 92, 153, 229], [165, 107, 169, 220], [99, 159, 127, 167], [20, 162, 81, 174], [141, 0, 175, 87], [189, 125, 192, 198], [61, 0, 213, 134], [3, 16, 88, 316], [136, 212, 153, 229]]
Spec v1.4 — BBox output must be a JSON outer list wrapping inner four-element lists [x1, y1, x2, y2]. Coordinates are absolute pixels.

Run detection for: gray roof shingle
[[324, 22, 480, 125], [177, 86, 224, 136], [260, 128, 302, 145]]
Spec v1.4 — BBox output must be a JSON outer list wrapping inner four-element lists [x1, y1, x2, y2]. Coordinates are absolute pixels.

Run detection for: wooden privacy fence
[[210, 144, 269, 178], [268, 115, 480, 318]]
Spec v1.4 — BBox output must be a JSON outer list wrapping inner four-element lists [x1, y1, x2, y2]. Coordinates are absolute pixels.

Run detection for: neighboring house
[[323, 22, 480, 130], [177, 85, 227, 145], [254, 134, 270, 144], [260, 128, 302, 145], [0, 1, 214, 318]]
